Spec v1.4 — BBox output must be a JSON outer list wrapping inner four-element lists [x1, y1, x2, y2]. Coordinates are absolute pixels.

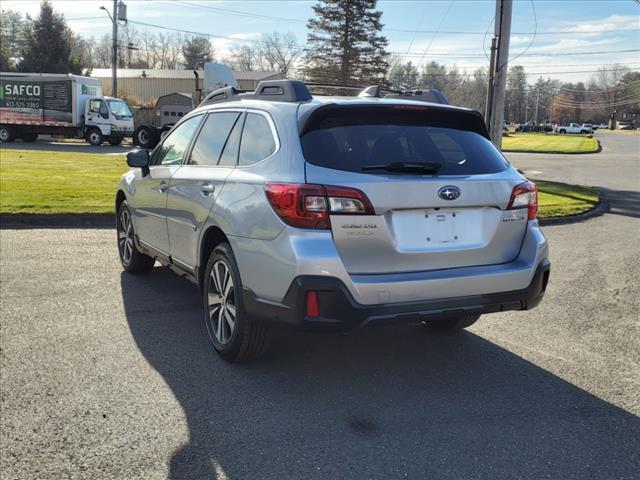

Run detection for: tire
[[86, 128, 103, 146], [20, 133, 38, 142], [559, 129, 566, 134], [422, 313, 480, 332], [108, 135, 123, 146], [203, 242, 270, 362], [580, 130, 587, 135], [0, 126, 15, 143], [159, 125, 172, 141], [133, 125, 158, 149], [117, 201, 155, 274]]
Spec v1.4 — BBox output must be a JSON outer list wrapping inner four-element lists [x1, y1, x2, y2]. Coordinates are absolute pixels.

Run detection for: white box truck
[[0, 73, 134, 146]]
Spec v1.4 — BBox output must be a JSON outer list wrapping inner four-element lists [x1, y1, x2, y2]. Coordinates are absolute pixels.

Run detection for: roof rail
[[199, 80, 312, 106], [357, 85, 449, 105]]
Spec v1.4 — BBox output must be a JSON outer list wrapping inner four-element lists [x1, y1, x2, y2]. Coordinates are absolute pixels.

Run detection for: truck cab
[[83, 96, 134, 146]]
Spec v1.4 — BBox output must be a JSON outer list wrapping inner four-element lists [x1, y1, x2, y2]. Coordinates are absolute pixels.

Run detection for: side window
[[89, 99, 101, 113], [239, 113, 276, 166], [99, 101, 109, 119], [189, 112, 241, 166], [154, 115, 202, 166]]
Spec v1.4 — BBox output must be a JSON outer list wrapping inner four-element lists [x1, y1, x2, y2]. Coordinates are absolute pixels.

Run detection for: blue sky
[[4, 0, 640, 81]]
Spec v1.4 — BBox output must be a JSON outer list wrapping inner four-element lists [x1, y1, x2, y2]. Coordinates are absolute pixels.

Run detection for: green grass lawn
[[0, 149, 599, 219], [502, 132, 599, 154], [535, 179, 599, 219], [0, 149, 127, 214]]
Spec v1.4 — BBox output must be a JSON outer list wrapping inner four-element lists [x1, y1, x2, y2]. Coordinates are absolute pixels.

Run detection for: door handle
[[158, 182, 168, 193], [200, 183, 215, 196]]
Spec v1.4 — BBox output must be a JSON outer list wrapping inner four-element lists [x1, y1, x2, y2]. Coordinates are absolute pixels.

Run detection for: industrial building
[[90, 69, 283, 104]]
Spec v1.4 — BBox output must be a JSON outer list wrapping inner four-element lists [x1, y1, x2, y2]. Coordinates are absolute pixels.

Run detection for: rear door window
[[301, 107, 508, 175], [189, 112, 241, 166], [239, 113, 277, 166]]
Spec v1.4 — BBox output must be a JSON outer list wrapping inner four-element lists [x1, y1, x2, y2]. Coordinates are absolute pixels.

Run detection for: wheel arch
[[115, 189, 127, 214], [198, 225, 230, 289]]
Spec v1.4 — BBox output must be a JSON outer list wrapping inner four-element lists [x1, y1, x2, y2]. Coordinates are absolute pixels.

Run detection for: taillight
[[264, 183, 374, 229], [507, 181, 538, 220]]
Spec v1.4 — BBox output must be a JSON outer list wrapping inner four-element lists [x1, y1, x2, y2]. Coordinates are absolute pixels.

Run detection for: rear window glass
[[301, 108, 509, 175]]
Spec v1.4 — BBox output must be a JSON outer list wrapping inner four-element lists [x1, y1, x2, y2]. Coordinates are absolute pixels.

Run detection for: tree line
[[1, 0, 637, 124]]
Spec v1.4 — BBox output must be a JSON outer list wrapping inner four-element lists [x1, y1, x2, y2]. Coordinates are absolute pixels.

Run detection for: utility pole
[[534, 86, 540, 124], [111, 0, 118, 97], [485, 37, 497, 123], [101, 1, 127, 97], [486, 0, 513, 148]]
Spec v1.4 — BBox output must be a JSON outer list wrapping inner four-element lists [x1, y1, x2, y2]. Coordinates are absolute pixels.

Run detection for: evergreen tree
[[387, 57, 418, 90], [419, 61, 447, 91], [182, 36, 214, 69], [303, 0, 388, 85], [18, 1, 82, 73]]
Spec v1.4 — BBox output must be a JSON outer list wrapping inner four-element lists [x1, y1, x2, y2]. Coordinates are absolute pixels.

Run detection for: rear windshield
[[301, 107, 509, 175]]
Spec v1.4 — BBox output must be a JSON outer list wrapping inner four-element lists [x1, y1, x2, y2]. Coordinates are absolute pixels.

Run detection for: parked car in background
[[515, 121, 538, 132], [593, 123, 609, 130], [115, 80, 550, 362], [555, 123, 591, 134], [539, 122, 553, 132], [582, 123, 593, 132]]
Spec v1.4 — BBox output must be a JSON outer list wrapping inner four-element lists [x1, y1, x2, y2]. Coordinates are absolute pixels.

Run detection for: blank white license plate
[[424, 211, 457, 243], [391, 210, 459, 248]]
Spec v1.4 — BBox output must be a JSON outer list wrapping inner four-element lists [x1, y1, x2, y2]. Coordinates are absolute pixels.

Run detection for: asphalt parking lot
[[1, 132, 639, 479]]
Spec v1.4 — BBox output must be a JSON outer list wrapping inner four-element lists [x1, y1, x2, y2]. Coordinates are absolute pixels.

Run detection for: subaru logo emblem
[[438, 186, 461, 200]]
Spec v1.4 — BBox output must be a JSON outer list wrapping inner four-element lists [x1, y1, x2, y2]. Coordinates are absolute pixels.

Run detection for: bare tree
[[139, 30, 159, 68], [228, 44, 261, 71], [166, 33, 183, 69], [260, 32, 302, 77], [93, 33, 111, 68]]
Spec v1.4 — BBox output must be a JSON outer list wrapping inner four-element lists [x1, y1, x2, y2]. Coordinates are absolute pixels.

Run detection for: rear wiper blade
[[362, 161, 442, 173]]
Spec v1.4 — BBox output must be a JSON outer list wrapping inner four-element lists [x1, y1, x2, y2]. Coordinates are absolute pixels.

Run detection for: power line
[[559, 79, 640, 93], [135, 1, 640, 36], [125, 20, 640, 60], [415, 0, 454, 69], [387, 67, 640, 78], [507, 0, 537, 66]]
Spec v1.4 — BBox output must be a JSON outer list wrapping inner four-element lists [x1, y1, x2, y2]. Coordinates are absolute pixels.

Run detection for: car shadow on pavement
[[600, 187, 640, 219], [120, 269, 640, 480]]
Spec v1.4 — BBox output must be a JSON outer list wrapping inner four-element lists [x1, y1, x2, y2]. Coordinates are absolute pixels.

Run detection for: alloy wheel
[[118, 208, 134, 265], [207, 260, 236, 344]]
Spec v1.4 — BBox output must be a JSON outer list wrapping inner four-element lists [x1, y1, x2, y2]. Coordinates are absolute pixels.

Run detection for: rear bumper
[[243, 259, 550, 332]]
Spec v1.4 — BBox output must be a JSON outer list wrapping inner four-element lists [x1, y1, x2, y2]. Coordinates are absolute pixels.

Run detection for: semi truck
[[0, 73, 134, 146]]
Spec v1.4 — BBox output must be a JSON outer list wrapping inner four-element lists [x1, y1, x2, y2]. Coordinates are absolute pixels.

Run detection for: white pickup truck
[[555, 123, 592, 134]]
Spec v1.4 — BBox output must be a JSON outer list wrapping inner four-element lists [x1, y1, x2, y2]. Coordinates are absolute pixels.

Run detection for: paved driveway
[[1, 133, 639, 479]]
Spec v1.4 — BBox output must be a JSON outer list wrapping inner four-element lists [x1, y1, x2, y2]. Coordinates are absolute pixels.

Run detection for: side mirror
[[127, 149, 150, 168]]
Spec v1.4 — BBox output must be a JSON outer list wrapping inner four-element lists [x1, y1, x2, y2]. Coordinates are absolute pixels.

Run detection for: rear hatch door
[[300, 103, 528, 274]]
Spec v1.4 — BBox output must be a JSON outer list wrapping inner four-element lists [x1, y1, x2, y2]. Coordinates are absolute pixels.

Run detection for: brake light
[[507, 181, 538, 220], [264, 183, 374, 229]]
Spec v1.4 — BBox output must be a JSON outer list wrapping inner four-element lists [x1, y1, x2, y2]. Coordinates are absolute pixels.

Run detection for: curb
[[503, 139, 602, 155], [0, 214, 114, 229], [538, 188, 608, 226]]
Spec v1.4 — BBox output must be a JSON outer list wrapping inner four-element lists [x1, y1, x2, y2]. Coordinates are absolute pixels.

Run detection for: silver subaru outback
[[116, 80, 550, 362]]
